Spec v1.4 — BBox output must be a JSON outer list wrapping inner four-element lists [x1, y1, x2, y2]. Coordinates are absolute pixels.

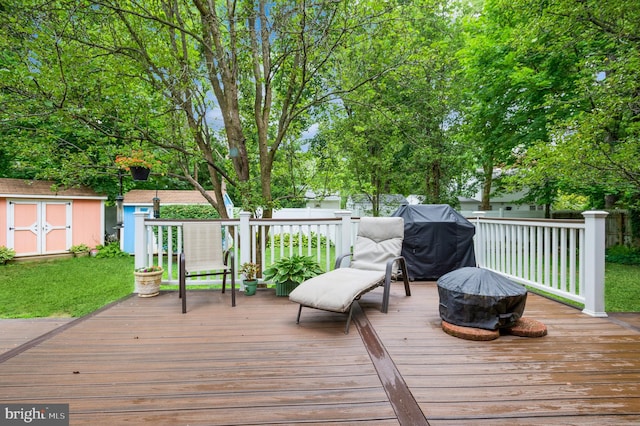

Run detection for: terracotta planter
[[134, 269, 163, 297], [129, 166, 150, 181]]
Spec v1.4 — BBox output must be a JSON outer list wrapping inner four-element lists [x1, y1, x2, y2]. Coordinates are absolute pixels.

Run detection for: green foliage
[[262, 255, 323, 285], [152, 205, 221, 252], [160, 205, 220, 220], [0, 246, 16, 264], [267, 232, 333, 249], [606, 246, 640, 266], [94, 242, 128, 259], [69, 244, 90, 254], [239, 262, 260, 281]]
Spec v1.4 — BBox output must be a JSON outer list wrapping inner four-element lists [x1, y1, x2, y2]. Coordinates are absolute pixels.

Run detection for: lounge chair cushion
[[289, 268, 385, 313], [350, 217, 404, 271]]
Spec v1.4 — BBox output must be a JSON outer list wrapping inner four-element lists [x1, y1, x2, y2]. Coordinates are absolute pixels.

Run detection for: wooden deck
[[1, 283, 639, 425]]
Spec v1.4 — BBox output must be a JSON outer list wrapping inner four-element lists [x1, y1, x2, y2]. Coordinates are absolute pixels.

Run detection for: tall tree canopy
[[2, 0, 639, 221], [1, 0, 397, 217]]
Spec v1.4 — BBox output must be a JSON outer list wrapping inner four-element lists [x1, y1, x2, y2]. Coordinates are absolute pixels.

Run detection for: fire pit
[[437, 267, 527, 330]]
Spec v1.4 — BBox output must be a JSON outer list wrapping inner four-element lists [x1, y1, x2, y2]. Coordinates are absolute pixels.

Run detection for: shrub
[[0, 246, 16, 264], [95, 242, 129, 258], [606, 245, 640, 265], [266, 232, 333, 248], [69, 244, 90, 254]]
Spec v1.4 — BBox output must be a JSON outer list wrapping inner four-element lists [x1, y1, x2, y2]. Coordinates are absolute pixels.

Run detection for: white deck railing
[[133, 210, 356, 286], [471, 210, 608, 318], [133, 209, 608, 317]]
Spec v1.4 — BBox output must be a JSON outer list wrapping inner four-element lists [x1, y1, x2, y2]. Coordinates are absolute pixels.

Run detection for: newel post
[[133, 212, 148, 293], [582, 210, 608, 317], [239, 211, 251, 267], [335, 210, 353, 264]]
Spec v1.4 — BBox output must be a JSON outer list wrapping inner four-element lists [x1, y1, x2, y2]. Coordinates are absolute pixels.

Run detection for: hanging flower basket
[[129, 166, 151, 181], [115, 149, 162, 182]]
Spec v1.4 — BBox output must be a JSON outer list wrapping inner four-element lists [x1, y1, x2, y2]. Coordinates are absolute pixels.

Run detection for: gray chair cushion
[[350, 217, 404, 271]]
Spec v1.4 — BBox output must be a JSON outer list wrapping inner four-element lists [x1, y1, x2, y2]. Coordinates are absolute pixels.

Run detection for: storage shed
[[392, 204, 476, 280], [0, 178, 107, 257]]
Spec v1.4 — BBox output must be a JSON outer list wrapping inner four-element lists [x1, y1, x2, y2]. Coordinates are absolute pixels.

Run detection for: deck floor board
[[1, 283, 639, 425]]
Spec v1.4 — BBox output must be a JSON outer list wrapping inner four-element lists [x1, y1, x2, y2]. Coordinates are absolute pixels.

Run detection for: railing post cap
[[133, 211, 147, 217], [334, 210, 352, 217], [471, 211, 486, 217], [239, 211, 252, 218], [582, 210, 609, 219]]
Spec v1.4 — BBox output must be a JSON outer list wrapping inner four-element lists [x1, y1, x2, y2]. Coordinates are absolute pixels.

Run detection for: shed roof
[[124, 189, 217, 205], [0, 178, 107, 200]]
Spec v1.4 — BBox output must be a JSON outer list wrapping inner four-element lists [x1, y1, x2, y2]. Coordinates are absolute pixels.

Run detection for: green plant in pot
[[69, 243, 90, 257], [239, 262, 260, 296], [263, 255, 323, 296], [134, 265, 163, 297]]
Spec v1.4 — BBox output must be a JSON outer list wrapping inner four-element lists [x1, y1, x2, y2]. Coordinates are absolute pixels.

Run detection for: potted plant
[[69, 243, 90, 257], [239, 262, 260, 296], [263, 255, 323, 297], [134, 265, 163, 297], [115, 149, 161, 181], [0, 246, 16, 265]]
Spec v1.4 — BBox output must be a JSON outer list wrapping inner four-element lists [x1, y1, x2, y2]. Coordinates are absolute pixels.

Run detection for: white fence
[[134, 210, 608, 317]]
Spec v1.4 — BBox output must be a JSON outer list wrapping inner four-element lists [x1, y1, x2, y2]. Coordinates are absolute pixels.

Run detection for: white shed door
[[7, 200, 72, 255]]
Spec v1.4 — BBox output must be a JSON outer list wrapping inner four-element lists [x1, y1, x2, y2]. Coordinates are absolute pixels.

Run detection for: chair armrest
[[335, 253, 353, 269], [384, 255, 405, 278]]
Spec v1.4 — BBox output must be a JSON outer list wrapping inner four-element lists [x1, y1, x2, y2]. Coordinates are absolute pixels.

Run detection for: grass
[[0, 256, 134, 318], [605, 263, 640, 312], [0, 256, 638, 318]]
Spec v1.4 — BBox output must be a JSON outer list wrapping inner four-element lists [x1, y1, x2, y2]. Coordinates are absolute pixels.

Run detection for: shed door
[[8, 200, 72, 255]]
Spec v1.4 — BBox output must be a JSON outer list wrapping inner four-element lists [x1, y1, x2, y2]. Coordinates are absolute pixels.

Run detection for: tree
[[314, 0, 470, 213], [1, 0, 402, 220], [495, 0, 640, 213]]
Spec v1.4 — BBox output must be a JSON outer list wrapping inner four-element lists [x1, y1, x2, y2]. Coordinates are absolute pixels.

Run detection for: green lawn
[[0, 256, 638, 318], [605, 263, 640, 312], [0, 256, 134, 318]]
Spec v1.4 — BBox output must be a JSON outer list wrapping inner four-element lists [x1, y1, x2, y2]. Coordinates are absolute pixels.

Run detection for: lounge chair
[[289, 217, 410, 333], [179, 222, 236, 313]]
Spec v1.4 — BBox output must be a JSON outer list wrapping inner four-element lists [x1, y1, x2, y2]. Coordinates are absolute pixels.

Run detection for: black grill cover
[[392, 204, 476, 280], [437, 267, 527, 330]]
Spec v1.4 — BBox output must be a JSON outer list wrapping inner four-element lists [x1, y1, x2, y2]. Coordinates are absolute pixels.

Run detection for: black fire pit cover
[[437, 267, 527, 330]]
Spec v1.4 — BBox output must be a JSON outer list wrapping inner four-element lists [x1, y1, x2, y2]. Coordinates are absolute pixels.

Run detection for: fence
[[134, 210, 608, 317]]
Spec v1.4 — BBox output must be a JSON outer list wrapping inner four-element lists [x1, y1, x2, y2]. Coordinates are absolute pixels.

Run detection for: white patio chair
[[179, 222, 235, 313], [289, 217, 411, 333]]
